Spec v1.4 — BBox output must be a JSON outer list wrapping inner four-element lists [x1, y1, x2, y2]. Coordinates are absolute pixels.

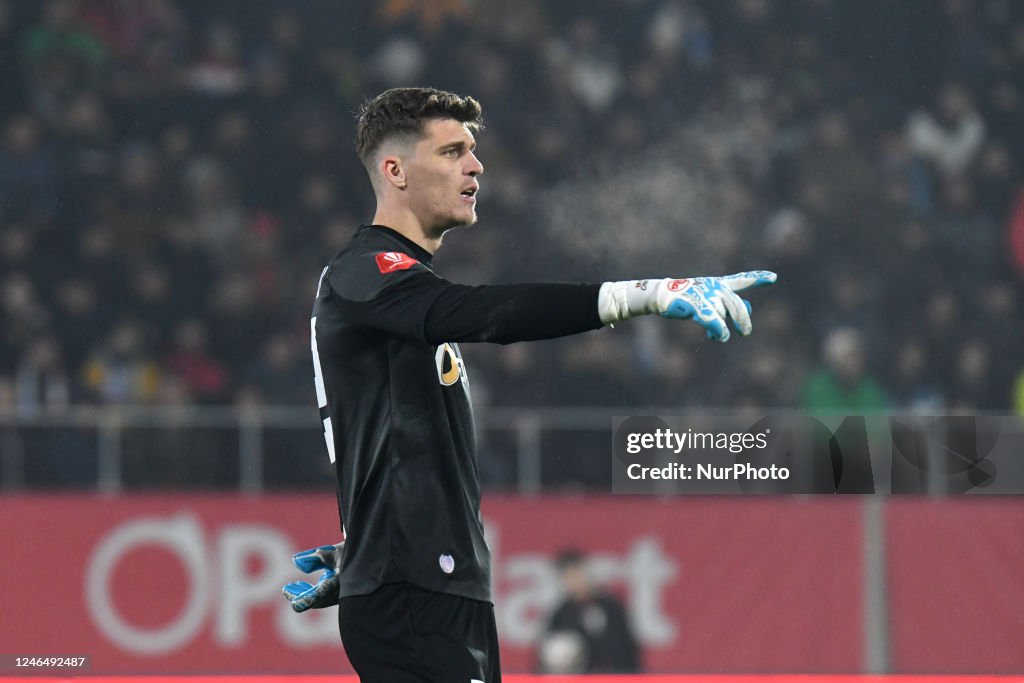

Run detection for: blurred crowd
[[2, 0, 1023, 425]]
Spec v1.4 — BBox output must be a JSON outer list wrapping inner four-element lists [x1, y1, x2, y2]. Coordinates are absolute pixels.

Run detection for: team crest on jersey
[[435, 343, 466, 387], [439, 554, 455, 574], [375, 251, 419, 273]]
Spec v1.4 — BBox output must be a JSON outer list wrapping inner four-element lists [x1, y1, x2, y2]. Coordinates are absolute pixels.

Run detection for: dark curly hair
[[355, 87, 483, 167]]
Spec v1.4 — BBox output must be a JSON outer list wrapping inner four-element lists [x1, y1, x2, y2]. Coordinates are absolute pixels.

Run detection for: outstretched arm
[[331, 250, 777, 345], [422, 270, 778, 344]]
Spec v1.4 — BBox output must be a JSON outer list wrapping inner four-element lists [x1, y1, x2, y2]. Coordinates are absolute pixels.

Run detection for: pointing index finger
[[721, 271, 778, 292]]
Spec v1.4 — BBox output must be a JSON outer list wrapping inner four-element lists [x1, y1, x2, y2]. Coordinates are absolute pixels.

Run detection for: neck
[[372, 204, 443, 254]]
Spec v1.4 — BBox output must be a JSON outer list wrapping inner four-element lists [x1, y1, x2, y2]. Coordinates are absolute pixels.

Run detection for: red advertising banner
[[887, 499, 1024, 673], [2, 495, 1022, 675], [1, 495, 864, 674]]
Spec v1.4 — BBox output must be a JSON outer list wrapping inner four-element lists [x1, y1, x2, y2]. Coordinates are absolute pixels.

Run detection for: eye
[[444, 148, 459, 158]]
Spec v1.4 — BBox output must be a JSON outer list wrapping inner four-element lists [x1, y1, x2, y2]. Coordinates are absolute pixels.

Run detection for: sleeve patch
[[375, 251, 419, 274]]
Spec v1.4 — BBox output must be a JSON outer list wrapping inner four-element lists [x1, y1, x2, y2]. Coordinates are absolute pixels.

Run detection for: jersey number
[[311, 267, 336, 463]]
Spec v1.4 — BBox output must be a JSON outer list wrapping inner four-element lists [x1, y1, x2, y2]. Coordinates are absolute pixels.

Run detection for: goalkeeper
[[285, 87, 777, 683]]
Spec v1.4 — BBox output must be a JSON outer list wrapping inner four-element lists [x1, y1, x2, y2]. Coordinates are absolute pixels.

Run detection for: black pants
[[338, 582, 501, 683]]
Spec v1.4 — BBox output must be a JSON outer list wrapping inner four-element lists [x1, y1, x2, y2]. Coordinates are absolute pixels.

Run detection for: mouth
[[460, 185, 478, 203]]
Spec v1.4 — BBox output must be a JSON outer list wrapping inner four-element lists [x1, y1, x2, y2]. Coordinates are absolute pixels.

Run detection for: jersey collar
[[361, 224, 434, 266]]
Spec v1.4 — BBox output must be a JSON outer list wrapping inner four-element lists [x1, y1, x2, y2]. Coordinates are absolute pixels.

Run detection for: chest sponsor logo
[[375, 251, 419, 273]]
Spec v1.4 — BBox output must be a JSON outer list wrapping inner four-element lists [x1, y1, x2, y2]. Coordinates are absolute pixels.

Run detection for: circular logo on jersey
[[667, 278, 690, 292], [439, 554, 455, 574]]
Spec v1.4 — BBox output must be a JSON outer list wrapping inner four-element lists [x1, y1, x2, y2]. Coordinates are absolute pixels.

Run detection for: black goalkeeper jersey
[[311, 225, 602, 602]]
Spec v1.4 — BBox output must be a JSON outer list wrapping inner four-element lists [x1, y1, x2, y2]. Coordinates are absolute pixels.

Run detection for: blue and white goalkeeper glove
[[281, 542, 344, 612], [598, 271, 778, 342]]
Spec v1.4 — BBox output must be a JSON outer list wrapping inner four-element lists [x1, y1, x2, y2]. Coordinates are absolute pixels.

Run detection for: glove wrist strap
[[598, 280, 665, 324]]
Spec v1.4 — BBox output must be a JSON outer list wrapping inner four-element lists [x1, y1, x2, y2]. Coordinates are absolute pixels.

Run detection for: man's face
[[561, 564, 591, 600], [403, 118, 483, 233]]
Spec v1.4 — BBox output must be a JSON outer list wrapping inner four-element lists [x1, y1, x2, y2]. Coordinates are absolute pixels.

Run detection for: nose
[[467, 151, 484, 177]]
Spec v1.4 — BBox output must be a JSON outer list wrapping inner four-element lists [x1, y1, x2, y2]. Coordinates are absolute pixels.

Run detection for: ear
[[380, 154, 407, 190]]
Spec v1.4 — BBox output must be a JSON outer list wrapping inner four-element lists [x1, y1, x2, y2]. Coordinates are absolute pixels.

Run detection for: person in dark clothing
[[280, 87, 777, 683], [537, 548, 641, 674]]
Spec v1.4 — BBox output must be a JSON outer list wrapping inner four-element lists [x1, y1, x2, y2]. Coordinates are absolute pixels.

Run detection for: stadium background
[[1, 0, 1022, 677]]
